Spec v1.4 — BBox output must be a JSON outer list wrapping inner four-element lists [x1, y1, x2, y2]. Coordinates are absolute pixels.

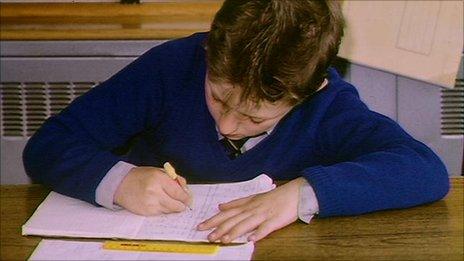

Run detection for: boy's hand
[[197, 177, 306, 243], [114, 166, 191, 216]]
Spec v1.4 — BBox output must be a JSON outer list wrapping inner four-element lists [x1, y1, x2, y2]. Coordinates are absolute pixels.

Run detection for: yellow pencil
[[163, 162, 194, 210]]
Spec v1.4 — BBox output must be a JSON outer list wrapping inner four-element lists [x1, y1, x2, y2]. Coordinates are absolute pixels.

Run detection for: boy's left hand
[[197, 177, 306, 243]]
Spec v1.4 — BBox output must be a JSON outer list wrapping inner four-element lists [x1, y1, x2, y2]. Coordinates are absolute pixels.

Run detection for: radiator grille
[[3, 80, 463, 137], [0, 82, 96, 137], [441, 79, 464, 136]]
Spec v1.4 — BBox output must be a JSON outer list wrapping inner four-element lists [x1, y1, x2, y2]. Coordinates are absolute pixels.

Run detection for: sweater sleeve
[[301, 90, 450, 217], [23, 47, 166, 205]]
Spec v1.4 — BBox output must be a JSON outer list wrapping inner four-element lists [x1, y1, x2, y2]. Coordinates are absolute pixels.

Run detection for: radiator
[[1, 41, 462, 184]]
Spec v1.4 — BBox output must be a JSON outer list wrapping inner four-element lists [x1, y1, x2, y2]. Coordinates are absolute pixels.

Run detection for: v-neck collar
[[194, 55, 279, 165], [192, 35, 332, 173]]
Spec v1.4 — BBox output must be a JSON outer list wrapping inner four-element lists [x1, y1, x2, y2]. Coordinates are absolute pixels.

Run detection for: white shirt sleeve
[[95, 161, 137, 210], [298, 178, 320, 223], [96, 160, 320, 220]]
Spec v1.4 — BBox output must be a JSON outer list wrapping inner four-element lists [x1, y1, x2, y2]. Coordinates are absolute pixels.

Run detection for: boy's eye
[[249, 117, 264, 124], [212, 95, 222, 103], [212, 95, 232, 110]]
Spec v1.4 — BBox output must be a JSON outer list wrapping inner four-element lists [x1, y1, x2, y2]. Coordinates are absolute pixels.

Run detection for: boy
[[23, 0, 449, 244]]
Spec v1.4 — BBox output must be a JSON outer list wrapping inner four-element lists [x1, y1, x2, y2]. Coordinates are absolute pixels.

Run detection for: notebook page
[[135, 174, 276, 242], [23, 174, 275, 243], [29, 239, 255, 261], [22, 192, 144, 238]]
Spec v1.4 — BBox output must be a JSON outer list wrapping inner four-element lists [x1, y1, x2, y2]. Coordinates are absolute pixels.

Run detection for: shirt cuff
[[298, 178, 320, 223], [95, 161, 137, 210]]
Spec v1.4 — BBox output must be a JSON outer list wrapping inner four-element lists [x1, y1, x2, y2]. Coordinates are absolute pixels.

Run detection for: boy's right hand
[[114, 166, 191, 216]]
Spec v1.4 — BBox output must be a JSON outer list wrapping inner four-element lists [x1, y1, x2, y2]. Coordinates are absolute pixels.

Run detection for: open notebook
[[22, 174, 275, 243]]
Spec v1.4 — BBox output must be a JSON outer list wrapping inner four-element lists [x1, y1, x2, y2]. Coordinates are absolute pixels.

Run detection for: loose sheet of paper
[[338, 1, 463, 88], [29, 239, 255, 261], [23, 174, 275, 243]]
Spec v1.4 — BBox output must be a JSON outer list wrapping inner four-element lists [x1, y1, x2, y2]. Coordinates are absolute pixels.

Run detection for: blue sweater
[[23, 33, 450, 217]]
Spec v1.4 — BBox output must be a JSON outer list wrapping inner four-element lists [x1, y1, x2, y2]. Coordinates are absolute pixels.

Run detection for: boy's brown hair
[[206, 0, 344, 105]]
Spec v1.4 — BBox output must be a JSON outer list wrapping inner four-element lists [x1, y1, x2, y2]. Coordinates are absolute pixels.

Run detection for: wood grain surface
[[1, 179, 462, 260], [0, 2, 222, 40]]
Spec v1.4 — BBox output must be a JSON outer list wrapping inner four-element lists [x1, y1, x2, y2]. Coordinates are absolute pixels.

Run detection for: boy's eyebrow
[[237, 110, 279, 120], [209, 80, 229, 101], [236, 103, 286, 120], [210, 86, 224, 100], [209, 83, 285, 120], [211, 87, 264, 119]]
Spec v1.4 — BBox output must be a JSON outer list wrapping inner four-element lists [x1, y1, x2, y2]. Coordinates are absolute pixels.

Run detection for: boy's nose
[[217, 111, 239, 136]]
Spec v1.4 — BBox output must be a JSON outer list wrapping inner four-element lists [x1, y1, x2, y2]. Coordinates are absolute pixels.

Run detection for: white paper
[[29, 239, 255, 261], [22, 174, 275, 243], [338, 1, 463, 88]]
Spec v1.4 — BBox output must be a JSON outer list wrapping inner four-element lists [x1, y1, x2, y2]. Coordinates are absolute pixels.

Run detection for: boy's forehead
[[207, 78, 291, 119]]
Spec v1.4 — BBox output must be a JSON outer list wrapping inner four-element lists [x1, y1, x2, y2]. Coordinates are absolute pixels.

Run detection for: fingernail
[[222, 235, 230, 243], [208, 233, 216, 241]]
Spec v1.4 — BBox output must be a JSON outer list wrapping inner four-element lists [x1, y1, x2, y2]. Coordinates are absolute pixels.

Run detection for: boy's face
[[205, 75, 293, 140]]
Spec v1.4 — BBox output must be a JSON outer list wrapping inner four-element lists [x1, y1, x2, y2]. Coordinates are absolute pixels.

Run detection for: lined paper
[[23, 174, 275, 243]]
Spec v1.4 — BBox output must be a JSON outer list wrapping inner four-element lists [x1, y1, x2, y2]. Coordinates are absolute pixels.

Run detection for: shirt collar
[[214, 78, 328, 140]]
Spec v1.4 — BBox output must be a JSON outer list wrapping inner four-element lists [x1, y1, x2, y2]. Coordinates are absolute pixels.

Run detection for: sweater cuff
[[95, 161, 137, 210], [301, 166, 344, 217], [297, 179, 319, 223]]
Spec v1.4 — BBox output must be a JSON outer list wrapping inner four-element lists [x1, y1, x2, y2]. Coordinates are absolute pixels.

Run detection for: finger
[[218, 195, 253, 211], [159, 196, 186, 213], [138, 200, 164, 216], [248, 218, 288, 242], [130, 202, 163, 216], [197, 208, 243, 231], [154, 196, 177, 214], [176, 175, 190, 193], [207, 212, 252, 243], [212, 212, 264, 243], [162, 180, 191, 205], [159, 204, 174, 214], [221, 214, 266, 243]]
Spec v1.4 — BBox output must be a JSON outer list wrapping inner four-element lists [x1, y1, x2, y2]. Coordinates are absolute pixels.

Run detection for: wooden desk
[[1, 179, 463, 260], [0, 2, 221, 40]]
